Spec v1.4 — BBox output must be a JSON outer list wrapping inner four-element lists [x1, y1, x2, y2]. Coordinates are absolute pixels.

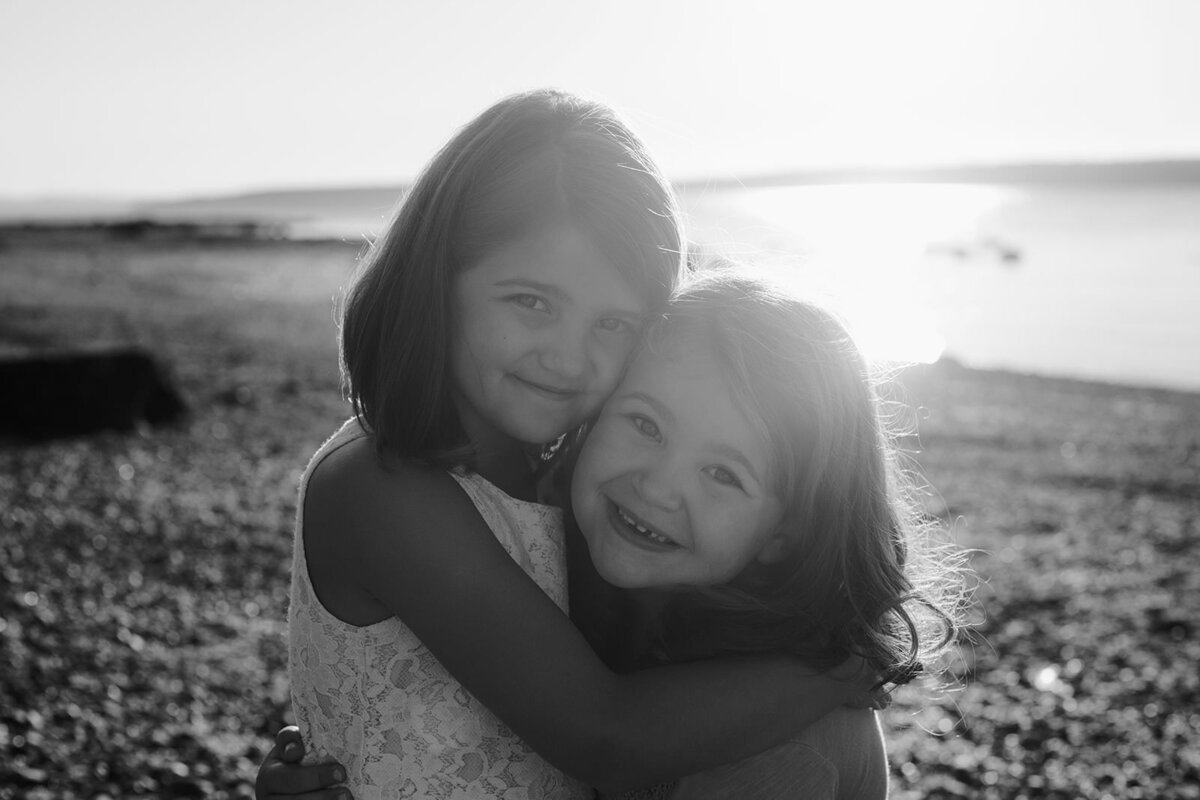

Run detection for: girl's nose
[[633, 456, 684, 511], [539, 330, 589, 379]]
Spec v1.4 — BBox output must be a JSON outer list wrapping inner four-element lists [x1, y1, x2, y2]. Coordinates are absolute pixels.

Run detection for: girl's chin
[[590, 551, 677, 590], [586, 547, 650, 589], [593, 563, 694, 596], [506, 410, 587, 445], [511, 424, 572, 446], [594, 567, 643, 589]]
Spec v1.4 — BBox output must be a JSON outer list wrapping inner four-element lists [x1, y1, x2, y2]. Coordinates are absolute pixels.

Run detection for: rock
[[0, 348, 187, 441]]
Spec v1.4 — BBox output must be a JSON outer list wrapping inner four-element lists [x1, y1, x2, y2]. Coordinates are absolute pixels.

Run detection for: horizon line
[[4, 155, 1200, 207]]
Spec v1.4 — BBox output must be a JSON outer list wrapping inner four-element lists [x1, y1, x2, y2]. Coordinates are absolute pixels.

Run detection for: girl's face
[[571, 340, 788, 589], [451, 225, 647, 451]]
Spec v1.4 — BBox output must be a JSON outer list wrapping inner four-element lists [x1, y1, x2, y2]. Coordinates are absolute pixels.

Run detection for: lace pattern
[[288, 421, 591, 799]]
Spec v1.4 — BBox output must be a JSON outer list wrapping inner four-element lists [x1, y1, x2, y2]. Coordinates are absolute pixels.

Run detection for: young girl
[[283, 91, 883, 800], [565, 267, 962, 797]]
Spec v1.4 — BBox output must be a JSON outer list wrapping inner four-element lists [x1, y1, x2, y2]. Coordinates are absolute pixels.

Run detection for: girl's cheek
[[613, 438, 646, 474], [607, 338, 638, 376], [588, 429, 626, 470], [602, 361, 627, 393]]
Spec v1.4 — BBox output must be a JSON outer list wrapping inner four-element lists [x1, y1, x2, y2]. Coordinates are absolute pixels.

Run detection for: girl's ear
[[755, 530, 791, 566]]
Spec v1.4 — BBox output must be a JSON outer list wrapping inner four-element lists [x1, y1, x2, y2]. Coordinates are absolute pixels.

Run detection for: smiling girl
[[280, 91, 884, 800], [565, 268, 963, 798]]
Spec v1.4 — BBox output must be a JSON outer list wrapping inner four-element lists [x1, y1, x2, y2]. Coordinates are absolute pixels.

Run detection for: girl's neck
[[453, 396, 542, 501], [627, 587, 672, 620], [472, 442, 542, 502], [613, 588, 673, 669]]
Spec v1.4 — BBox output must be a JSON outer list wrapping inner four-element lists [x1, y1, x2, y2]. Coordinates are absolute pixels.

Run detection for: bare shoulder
[[302, 438, 490, 624], [306, 436, 475, 540]]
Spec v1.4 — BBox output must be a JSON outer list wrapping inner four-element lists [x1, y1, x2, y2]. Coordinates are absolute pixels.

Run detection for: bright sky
[[3, 0, 1199, 198]]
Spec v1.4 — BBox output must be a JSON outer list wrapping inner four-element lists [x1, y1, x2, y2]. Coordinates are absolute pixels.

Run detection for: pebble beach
[[1, 234, 1197, 799]]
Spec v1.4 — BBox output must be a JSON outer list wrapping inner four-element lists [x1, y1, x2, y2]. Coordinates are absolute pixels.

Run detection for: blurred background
[[2, 2, 1198, 798], [4, 0, 1200, 389]]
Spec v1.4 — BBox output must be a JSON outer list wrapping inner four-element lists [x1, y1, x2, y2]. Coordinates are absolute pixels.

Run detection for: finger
[[832, 654, 879, 686], [263, 789, 353, 800], [275, 725, 303, 748], [274, 727, 306, 764], [842, 690, 872, 710], [263, 762, 349, 795], [316, 762, 348, 789]]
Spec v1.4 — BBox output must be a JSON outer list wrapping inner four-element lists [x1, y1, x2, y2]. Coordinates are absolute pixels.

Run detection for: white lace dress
[[288, 421, 591, 800]]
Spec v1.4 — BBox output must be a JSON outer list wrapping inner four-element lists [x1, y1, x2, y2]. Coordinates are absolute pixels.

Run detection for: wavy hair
[[640, 267, 966, 685], [340, 89, 686, 465]]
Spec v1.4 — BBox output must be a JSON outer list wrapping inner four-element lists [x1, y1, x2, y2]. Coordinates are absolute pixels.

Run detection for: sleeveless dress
[[288, 420, 591, 799]]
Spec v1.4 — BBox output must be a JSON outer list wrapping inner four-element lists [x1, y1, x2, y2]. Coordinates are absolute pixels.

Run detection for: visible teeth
[[618, 507, 673, 545]]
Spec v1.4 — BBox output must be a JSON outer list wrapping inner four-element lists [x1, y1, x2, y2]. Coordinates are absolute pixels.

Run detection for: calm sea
[[294, 181, 1200, 393], [675, 182, 1200, 393]]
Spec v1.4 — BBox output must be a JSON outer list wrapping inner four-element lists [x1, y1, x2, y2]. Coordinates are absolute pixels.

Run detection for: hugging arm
[[305, 442, 874, 793]]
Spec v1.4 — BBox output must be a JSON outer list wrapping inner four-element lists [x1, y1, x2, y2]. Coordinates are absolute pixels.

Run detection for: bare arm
[[308, 441, 872, 793]]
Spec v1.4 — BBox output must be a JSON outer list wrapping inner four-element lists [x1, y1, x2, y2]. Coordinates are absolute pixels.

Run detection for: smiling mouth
[[513, 375, 580, 401], [607, 499, 679, 549]]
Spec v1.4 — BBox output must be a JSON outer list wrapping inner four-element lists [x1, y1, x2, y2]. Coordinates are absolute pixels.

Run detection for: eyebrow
[[621, 391, 763, 485], [494, 278, 644, 321], [709, 442, 763, 486], [495, 278, 568, 301], [622, 391, 674, 422]]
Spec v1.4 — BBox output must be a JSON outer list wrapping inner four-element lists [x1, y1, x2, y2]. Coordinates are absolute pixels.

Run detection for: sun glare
[[720, 183, 1014, 366]]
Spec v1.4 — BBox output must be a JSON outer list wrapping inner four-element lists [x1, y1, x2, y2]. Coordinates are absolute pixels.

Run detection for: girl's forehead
[[623, 330, 781, 459], [621, 340, 737, 406], [619, 343, 777, 476], [469, 225, 647, 309]]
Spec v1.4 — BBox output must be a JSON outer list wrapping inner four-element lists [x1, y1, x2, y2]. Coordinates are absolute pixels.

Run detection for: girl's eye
[[596, 318, 628, 333], [706, 466, 744, 489], [630, 414, 660, 440], [512, 294, 549, 312]]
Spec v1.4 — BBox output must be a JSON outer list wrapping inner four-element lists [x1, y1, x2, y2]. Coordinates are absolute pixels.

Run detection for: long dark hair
[[595, 268, 966, 683], [340, 89, 686, 465]]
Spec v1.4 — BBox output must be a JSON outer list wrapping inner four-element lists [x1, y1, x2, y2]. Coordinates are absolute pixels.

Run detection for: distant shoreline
[[3, 158, 1200, 226], [672, 158, 1200, 191]]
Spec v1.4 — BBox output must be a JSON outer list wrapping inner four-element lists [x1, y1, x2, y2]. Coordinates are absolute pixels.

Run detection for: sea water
[[677, 182, 1200, 393]]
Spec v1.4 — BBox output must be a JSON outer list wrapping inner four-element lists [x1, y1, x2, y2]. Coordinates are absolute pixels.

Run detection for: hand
[[849, 684, 894, 711], [827, 654, 890, 711], [255, 726, 350, 800]]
